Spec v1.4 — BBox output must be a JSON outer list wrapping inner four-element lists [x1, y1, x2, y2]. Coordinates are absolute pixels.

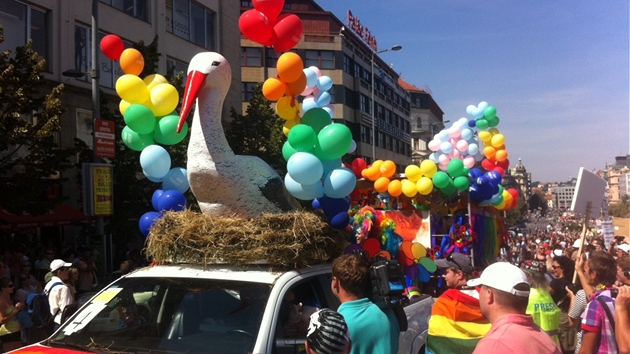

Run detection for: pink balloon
[[463, 156, 475, 168], [448, 149, 461, 159], [456, 140, 469, 152], [449, 127, 461, 139], [428, 140, 441, 152], [300, 86, 314, 96], [311, 86, 321, 97], [438, 163, 449, 171], [438, 154, 450, 164]]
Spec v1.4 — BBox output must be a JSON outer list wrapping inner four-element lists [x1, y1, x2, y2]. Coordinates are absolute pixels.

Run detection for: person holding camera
[[331, 254, 399, 354], [426, 253, 490, 354]]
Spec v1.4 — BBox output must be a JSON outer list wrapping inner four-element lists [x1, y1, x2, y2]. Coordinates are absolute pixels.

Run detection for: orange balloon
[[388, 180, 402, 197], [120, 48, 144, 76], [374, 177, 390, 193], [363, 167, 381, 181], [380, 160, 397, 178], [285, 72, 307, 97], [483, 146, 496, 159], [495, 149, 509, 162], [277, 52, 304, 83], [262, 78, 286, 101]]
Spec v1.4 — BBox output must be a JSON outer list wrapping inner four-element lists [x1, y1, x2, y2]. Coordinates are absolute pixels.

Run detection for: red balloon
[[481, 159, 495, 171], [239, 10, 273, 45], [362, 238, 381, 258], [493, 166, 505, 176], [508, 188, 519, 200], [351, 158, 367, 178], [253, 0, 285, 22], [272, 14, 303, 52], [496, 159, 510, 169], [100, 34, 124, 60]]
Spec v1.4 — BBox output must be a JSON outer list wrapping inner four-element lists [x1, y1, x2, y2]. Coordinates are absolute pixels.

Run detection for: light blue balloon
[[285, 174, 324, 200], [438, 130, 450, 142], [301, 97, 318, 112], [322, 106, 333, 118], [440, 141, 452, 154], [457, 117, 469, 128], [347, 140, 357, 153], [474, 152, 485, 161], [315, 91, 331, 107], [162, 167, 190, 193], [467, 143, 479, 156], [316, 76, 333, 91], [429, 153, 439, 163], [140, 145, 171, 179], [143, 169, 162, 183], [287, 152, 324, 185], [304, 68, 318, 88], [461, 128, 473, 141], [323, 167, 356, 198], [321, 158, 342, 177]]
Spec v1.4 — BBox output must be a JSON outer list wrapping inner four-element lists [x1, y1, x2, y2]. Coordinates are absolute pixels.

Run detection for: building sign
[[347, 10, 378, 51], [83, 163, 113, 216], [95, 119, 116, 158]]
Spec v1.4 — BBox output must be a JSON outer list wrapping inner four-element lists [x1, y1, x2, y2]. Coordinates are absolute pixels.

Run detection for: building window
[[385, 136, 391, 151], [242, 82, 256, 101], [344, 87, 356, 109], [343, 55, 353, 75], [266, 48, 279, 67], [377, 104, 384, 120], [73, 24, 127, 88], [377, 132, 384, 148], [305, 50, 334, 69], [354, 63, 362, 78], [241, 47, 261, 67], [166, 57, 189, 82], [361, 125, 368, 143], [393, 138, 399, 153], [166, 0, 215, 50], [0, 1, 49, 70], [100, 0, 149, 22], [360, 94, 369, 114]]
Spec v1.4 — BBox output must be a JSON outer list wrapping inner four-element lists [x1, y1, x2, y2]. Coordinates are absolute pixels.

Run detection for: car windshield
[[49, 277, 271, 353]]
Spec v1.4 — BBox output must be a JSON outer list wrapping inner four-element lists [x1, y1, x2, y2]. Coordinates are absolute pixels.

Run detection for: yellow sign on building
[[92, 165, 113, 216]]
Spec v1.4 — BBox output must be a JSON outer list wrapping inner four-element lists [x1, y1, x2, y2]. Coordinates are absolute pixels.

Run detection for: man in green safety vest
[[520, 259, 561, 345]]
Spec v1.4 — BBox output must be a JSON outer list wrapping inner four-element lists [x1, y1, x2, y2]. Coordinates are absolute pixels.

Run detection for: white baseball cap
[[617, 244, 630, 254], [572, 239, 588, 248], [467, 262, 530, 298], [50, 259, 72, 272]]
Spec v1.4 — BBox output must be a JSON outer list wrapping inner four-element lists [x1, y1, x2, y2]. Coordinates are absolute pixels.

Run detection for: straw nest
[[145, 210, 348, 268]]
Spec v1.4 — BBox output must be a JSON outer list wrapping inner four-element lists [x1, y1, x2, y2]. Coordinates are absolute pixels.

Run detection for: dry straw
[[145, 210, 348, 268]]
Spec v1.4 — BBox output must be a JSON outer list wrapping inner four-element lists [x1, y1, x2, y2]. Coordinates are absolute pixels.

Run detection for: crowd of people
[[0, 240, 143, 352]]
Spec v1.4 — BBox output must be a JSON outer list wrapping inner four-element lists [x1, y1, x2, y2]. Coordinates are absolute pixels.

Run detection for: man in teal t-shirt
[[332, 254, 400, 354]]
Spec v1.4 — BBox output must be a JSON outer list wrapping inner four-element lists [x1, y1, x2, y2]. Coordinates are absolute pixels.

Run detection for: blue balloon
[[486, 170, 502, 186], [287, 152, 324, 185], [315, 91, 331, 107], [330, 211, 350, 230], [469, 183, 481, 202], [144, 170, 163, 183], [301, 97, 318, 112], [419, 265, 431, 282], [312, 198, 322, 210], [162, 167, 189, 193], [476, 176, 489, 185], [304, 68, 318, 87], [429, 153, 440, 163], [284, 174, 324, 200], [322, 106, 333, 118], [323, 168, 356, 199], [139, 211, 161, 237], [140, 145, 171, 179], [468, 120, 476, 128], [469, 168, 483, 179], [157, 189, 187, 212], [440, 142, 452, 154], [461, 128, 473, 141], [316, 76, 333, 91], [319, 196, 351, 220], [151, 189, 164, 211], [438, 130, 450, 142], [467, 143, 479, 156], [321, 158, 342, 177]]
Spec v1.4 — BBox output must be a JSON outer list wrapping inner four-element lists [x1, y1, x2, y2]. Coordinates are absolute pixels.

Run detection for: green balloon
[[124, 104, 156, 134], [154, 114, 188, 145], [453, 176, 470, 191], [288, 124, 316, 152], [316, 123, 352, 160], [440, 181, 456, 196], [462, 167, 470, 177], [301, 108, 332, 133], [483, 106, 497, 120], [447, 159, 465, 177], [475, 119, 489, 130], [121, 126, 154, 151], [432, 171, 450, 189], [493, 194, 504, 206], [486, 116, 500, 127], [282, 141, 298, 161]]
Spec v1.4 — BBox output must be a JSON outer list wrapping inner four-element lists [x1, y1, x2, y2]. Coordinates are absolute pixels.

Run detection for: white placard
[[602, 220, 614, 249], [571, 168, 607, 217]]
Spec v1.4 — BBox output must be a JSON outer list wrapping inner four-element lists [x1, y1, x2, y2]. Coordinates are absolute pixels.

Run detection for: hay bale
[[145, 210, 348, 268]]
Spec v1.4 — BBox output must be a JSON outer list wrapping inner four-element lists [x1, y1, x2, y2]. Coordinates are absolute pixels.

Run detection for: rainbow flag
[[426, 288, 491, 354]]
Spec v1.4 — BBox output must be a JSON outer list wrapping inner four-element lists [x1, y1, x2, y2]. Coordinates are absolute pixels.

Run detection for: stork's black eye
[[211, 61, 221, 66]]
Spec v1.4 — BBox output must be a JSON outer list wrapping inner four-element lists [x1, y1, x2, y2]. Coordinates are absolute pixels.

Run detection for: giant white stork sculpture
[[177, 52, 300, 218]]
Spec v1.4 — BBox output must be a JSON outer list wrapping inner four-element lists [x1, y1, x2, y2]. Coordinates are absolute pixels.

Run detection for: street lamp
[[371, 45, 402, 162], [62, 0, 105, 271]]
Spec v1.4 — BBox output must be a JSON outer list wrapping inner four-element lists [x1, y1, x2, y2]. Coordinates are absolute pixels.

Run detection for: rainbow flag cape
[[426, 288, 491, 354]]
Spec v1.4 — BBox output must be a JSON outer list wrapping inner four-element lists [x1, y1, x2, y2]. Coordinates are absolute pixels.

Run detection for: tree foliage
[[225, 84, 287, 175], [0, 31, 79, 215], [505, 197, 527, 226], [609, 194, 630, 218]]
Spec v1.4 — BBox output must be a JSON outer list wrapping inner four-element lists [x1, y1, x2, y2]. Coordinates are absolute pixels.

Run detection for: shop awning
[[0, 205, 91, 230]]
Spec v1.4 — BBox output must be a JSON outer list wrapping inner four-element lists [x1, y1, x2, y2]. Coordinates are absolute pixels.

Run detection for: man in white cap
[[45, 259, 74, 327], [469, 262, 561, 354]]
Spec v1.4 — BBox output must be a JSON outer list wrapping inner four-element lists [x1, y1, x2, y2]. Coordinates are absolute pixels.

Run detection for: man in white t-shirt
[[45, 259, 74, 326]]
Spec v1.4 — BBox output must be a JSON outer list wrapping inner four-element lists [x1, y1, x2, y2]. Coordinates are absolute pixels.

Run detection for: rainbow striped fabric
[[426, 288, 491, 354]]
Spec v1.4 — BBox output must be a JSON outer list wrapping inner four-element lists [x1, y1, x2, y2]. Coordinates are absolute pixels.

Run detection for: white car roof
[[125, 263, 331, 285]]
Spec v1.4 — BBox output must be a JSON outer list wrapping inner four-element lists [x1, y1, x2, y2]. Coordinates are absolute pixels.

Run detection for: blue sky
[[314, 0, 629, 182]]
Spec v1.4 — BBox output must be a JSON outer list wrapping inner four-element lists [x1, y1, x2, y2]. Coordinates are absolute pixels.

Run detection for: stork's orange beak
[[177, 70, 208, 133]]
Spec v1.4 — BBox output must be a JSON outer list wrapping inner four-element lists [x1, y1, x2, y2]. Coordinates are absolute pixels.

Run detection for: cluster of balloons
[[139, 189, 188, 237], [465, 102, 510, 176], [427, 116, 483, 171], [239, 0, 302, 52], [100, 34, 190, 235], [468, 168, 519, 210]]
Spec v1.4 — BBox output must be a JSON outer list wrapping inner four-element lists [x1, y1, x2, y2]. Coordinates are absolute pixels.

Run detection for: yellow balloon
[[116, 74, 149, 103], [405, 165, 422, 182], [478, 130, 492, 142], [488, 128, 500, 135], [491, 134, 505, 148], [416, 177, 434, 195], [402, 180, 418, 197], [388, 180, 403, 197], [119, 100, 131, 115], [283, 118, 299, 136], [150, 83, 179, 117], [411, 243, 427, 260], [276, 96, 299, 120], [420, 160, 437, 178], [143, 74, 168, 91], [503, 190, 513, 204], [496, 199, 507, 210]]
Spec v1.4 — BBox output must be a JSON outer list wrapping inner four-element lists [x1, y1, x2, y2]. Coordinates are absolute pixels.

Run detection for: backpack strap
[[595, 296, 615, 334]]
